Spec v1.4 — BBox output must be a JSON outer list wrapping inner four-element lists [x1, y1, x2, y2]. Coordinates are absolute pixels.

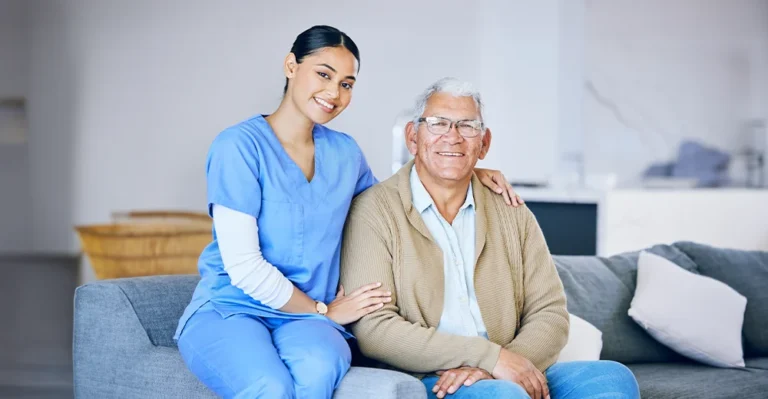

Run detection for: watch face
[[317, 302, 328, 314]]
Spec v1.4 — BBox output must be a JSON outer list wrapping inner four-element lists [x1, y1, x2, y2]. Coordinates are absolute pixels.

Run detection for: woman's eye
[[317, 72, 330, 79], [341, 82, 353, 90]]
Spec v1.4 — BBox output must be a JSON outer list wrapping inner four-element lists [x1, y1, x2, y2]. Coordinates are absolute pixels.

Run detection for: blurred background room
[[0, 0, 766, 398]]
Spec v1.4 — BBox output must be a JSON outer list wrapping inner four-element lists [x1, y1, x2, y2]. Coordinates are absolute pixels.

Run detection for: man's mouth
[[314, 97, 336, 112], [437, 152, 465, 157]]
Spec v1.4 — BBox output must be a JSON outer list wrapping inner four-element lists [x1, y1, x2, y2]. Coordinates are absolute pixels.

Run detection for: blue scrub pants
[[177, 303, 351, 399]]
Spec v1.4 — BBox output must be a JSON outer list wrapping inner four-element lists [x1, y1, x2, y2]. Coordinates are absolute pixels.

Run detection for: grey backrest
[[673, 241, 768, 358], [553, 244, 699, 364]]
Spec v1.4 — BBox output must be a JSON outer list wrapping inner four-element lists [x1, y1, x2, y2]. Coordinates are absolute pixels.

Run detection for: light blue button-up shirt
[[410, 166, 488, 338]]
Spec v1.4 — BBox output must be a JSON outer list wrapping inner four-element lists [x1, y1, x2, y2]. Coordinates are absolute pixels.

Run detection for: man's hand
[[431, 367, 492, 398], [492, 349, 550, 399]]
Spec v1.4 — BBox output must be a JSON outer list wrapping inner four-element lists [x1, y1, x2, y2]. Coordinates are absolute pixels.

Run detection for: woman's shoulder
[[216, 115, 269, 140], [209, 115, 272, 151], [317, 124, 363, 154]]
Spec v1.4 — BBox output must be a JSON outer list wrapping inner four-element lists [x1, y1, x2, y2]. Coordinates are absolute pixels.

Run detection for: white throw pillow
[[556, 313, 603, 363], [628, 251, 747, 368]]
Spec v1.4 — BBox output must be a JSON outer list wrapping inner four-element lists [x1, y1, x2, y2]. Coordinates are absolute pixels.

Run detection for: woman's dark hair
[[284, 25, 361, 94]]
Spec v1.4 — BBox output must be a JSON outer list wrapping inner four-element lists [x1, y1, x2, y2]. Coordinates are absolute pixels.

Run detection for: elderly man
[[339, 78, 639, 399]]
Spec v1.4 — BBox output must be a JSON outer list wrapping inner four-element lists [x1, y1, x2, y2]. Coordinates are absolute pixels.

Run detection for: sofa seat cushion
[[627, 360, 768, 399]]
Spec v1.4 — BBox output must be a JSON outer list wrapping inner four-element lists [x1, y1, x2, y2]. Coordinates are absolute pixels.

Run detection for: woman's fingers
[[359, 302, 385, 317], [359, 296, 392, 308], [346, 282, 382, 297]]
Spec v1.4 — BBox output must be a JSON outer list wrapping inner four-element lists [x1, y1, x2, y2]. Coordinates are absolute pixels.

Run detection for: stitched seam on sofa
[[116, 284, 158, 346], [597, 257, 635, 295]]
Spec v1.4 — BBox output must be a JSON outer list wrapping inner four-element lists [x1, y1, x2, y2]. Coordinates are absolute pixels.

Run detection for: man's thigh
[[421, 376, 530, 399]]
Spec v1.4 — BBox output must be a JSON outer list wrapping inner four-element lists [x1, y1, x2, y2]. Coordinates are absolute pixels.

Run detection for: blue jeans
[[421, 361, 640, 399], [177, 303, 351, 399]]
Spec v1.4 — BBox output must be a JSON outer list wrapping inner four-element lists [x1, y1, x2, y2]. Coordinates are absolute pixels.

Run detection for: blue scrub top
[[175, 115, 377, 340]]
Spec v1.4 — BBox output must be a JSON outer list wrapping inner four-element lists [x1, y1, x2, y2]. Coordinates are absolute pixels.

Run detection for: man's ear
[[478, 127, 492, 160], [405, 121, 418, 156], [284, 53, 298, 79]]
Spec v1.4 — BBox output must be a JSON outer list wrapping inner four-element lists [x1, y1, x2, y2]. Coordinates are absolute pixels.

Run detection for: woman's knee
[[279, 320, 352, 380], [291, 341, 352, 384], [177, 310, 297, 398]]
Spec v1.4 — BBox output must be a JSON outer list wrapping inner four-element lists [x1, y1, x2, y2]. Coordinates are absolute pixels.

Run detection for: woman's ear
[[284, 53, 298, 79]]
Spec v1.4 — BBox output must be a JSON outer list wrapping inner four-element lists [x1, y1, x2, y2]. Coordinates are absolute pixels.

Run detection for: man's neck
[[415, 163, 471, 224]]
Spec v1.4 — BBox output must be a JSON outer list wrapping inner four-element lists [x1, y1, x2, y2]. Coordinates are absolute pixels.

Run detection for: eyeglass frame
[[415, 116, 485, 138]]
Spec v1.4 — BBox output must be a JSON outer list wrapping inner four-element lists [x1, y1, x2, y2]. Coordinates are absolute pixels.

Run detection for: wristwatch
[[315, 301, 328, 315]]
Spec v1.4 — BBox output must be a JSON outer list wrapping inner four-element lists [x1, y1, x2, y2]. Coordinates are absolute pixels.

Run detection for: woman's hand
[[325, 283, 392, 325], [475, 168, 523, 207]]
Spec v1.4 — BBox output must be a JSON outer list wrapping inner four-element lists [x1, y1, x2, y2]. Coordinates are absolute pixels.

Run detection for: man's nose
[[441, 124, 464, 144]]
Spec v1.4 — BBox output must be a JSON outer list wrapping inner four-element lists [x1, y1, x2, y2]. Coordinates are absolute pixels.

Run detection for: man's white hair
[[411, 77, 484, 126]]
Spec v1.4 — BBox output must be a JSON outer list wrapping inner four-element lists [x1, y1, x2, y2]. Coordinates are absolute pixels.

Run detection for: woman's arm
[[213, 204, 317, 313]]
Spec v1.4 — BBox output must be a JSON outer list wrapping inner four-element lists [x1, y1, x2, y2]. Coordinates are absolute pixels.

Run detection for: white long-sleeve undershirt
[[212, 204, 294, 309]]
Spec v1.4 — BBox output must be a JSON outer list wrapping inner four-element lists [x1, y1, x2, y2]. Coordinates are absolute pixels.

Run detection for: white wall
[[601, 189, 768, 256], [0, 0, 26, 97], [584, 0, 768, 184], [25, 0, 568, 257], [0, 0, 31, 253]]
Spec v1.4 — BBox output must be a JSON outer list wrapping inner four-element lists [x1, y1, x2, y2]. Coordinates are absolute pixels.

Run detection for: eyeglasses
[[417, 116, 484, 138]]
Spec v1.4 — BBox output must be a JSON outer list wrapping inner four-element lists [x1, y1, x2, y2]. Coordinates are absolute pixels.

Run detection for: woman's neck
[[265, 97, 314, 146]]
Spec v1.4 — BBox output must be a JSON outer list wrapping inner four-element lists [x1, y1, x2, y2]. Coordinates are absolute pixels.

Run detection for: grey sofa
[[74, 241, 768, 398]]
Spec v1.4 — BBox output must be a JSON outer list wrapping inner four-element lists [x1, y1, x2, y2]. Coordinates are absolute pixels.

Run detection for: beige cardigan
[[339, 161, 569, 374]]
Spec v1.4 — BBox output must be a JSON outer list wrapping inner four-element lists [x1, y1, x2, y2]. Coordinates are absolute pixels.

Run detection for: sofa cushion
[[553, 244, 699, 364], [673, 241, 768, 357], [113, 275, 200, 347], [745, 357, 768, 370], [627, 360, 768, 399]]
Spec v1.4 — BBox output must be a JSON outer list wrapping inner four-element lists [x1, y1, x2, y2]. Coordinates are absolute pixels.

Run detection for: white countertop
[[514, 186, 604, 204], [514, 185, 768, 204]]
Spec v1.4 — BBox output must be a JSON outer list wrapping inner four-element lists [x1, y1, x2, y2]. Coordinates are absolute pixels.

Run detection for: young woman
[[175, 25, 522, 399]]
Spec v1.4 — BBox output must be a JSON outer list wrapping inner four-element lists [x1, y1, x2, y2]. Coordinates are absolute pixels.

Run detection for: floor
[[0, 255, 78, 398]]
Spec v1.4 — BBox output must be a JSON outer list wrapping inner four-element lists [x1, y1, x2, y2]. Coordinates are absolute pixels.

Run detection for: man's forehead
[[424, 94, 479, 117]]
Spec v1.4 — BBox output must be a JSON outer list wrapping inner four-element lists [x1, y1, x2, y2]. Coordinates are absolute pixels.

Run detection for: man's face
[[406, 92, 491, 184]]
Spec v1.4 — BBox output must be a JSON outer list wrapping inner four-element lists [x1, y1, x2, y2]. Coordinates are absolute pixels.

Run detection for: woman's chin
[[305, 105, 339, 125]]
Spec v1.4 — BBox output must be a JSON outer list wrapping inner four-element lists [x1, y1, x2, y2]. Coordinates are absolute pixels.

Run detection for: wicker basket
[[75, 211, 212, 279]]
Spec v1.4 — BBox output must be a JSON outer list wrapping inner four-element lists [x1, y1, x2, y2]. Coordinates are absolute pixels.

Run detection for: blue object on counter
[[643, 140, 731, 187], [671, 141, 730, 187]]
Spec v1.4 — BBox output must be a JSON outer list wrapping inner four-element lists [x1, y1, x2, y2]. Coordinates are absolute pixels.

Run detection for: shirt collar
[[410, 165, 474, 215]]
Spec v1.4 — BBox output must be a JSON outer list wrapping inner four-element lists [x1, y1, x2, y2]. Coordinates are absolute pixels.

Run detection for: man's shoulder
[[476, 182, 533, 224]]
